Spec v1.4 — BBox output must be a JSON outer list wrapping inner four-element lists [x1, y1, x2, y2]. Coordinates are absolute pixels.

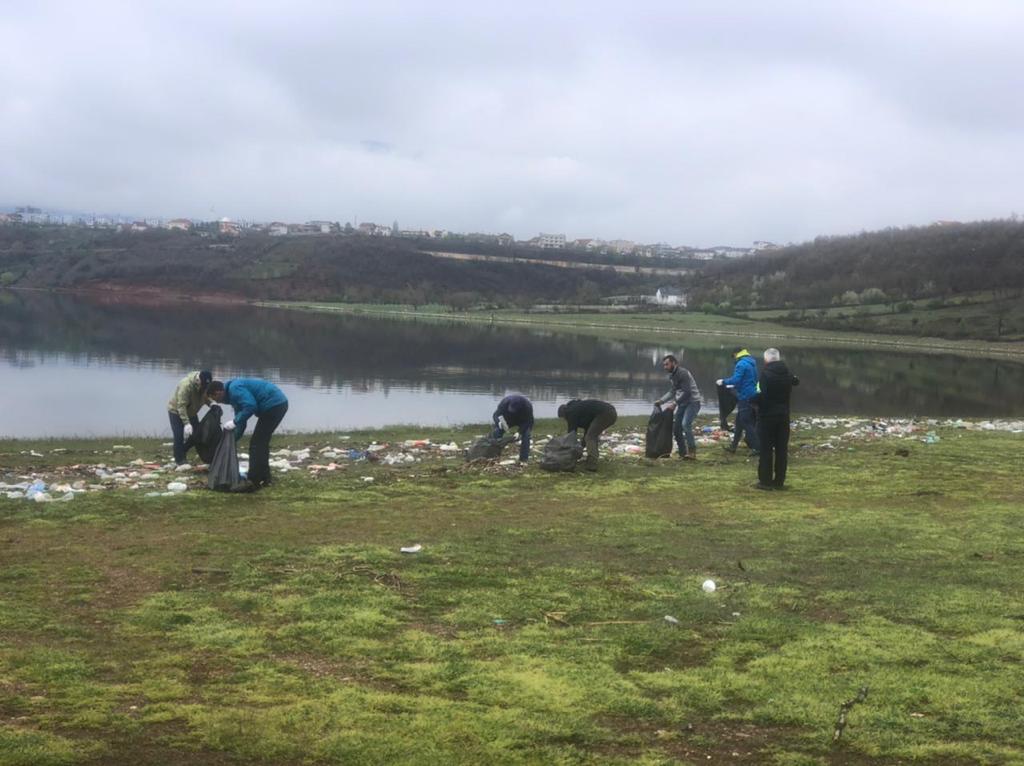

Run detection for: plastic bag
[[539, 432, 584, 472], [645, 408, 674, 458], [465, 434, 516, 461], [208, 432, 253, 492], [193, 405, 224, 464]]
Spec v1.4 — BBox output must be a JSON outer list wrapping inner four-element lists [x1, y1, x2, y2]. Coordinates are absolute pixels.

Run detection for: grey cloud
[[2, 1, 1023, 245]]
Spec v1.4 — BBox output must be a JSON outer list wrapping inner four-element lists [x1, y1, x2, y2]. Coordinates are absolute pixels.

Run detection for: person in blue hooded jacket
[[209, 378, 288, 487], [716, 347, 760, 454]]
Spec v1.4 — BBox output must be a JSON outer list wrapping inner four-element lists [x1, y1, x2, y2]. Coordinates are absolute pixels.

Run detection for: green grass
[[1, 421, 1023, 764], [262, 301, 1024, 359]]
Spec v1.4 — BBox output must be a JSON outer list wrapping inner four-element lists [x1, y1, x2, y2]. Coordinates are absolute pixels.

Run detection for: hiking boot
[[681, 453, 697, 461], [754, 483, 773, 490], [722, 445, 737, 454]]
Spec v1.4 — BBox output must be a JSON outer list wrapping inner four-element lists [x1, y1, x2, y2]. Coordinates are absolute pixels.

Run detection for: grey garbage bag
[[465, 434, 517, 461], [539, 432, 584, 472], [208, 433, 253, 492]]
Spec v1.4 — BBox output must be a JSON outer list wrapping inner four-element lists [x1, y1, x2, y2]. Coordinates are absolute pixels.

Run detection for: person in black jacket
[[492, 394, 535, 462], [753, 348, 799, 489], [557, 399, 618, 471]]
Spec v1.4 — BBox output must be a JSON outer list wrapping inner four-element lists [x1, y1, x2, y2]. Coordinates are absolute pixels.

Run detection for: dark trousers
[[731, 401, 760, 452], [757, 415, 790, 487], [673, 401, 700, 456], [492, 422, 533, 462], [246, 402, 288, 485], [584, 406, 618, 468], [168, 412, 199, 465]]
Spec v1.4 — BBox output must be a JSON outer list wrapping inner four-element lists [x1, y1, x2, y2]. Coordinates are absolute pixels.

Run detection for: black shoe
[[754, 483, 773, 490], [773, 483, 788, 490]]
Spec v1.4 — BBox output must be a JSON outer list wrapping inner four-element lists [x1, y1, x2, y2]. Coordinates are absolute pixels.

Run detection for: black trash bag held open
[[208, 432, 253, 492], [645, 408, 674, 458], [193, 405, 224, 465], [465, 434, 517, 461], [716, 383, 738, 432], [539, 432, 584, 472]]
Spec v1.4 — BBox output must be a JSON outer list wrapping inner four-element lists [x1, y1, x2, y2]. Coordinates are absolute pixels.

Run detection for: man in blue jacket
[[717, 347, 760, 454], [209, 378, 289, 488]]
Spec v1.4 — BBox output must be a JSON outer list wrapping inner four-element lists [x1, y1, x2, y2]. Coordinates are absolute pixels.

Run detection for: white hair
[[763, 347, 781, 362]]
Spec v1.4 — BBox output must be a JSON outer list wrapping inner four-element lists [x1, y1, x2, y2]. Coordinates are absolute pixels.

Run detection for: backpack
[[194, 405, 224, 464], [539, 432, 584, 472], [465, 434, 517, 461], [645, 408, 674, 458]]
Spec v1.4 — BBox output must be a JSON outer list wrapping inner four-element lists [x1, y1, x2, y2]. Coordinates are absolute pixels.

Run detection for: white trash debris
[[175, 463, 193, 472], [400, 544, 422, 554], [702, 579, 717, 593], [664, 615, 680, 625], [166, 482, 188, 493], [361, 476, 375, 483]]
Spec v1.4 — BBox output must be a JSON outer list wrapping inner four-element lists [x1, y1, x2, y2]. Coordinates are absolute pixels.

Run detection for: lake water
[[1, 291, 1021, 438]]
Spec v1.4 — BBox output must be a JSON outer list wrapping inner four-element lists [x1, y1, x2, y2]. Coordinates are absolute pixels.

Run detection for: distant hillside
[[689, 219, 1024, 309], [0, 226, 670, 307]]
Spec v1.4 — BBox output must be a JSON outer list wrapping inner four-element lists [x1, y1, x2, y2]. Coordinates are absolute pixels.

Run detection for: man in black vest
[[557, 399, 618, 471], [753, 348, 799, 490]]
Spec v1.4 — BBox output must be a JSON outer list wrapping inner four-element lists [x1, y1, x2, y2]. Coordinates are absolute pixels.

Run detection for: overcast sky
[[2, 1, 1023, 246]]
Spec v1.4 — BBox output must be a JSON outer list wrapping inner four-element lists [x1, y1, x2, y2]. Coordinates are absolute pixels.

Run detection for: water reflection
[[0, 290, 1020, 437]]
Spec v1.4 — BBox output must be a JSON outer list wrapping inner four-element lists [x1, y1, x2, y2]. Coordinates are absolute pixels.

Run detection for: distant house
[[307, 220, 338, 234], [654, 288, 686, 307], [497, 233, 514, 246], [165, 218, 192, 231], [570, 238, 593, 250], [539, 233, 566, 249], [399, 229, 432, 239], [218, 219, 241, 236], [130, 221, 149, 232], [608, 239, 636, 254], [268, 222, 289, 236]]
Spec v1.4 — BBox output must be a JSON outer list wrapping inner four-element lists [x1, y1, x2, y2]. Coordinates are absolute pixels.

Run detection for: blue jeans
[[168, 412, 199, 464], [492, 421, 533, 462], [731, 401, 760, 452], [673, 401, 701, 456]]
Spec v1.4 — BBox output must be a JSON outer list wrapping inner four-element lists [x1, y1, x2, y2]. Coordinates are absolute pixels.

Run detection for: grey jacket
[[657, 365, 702, 407]]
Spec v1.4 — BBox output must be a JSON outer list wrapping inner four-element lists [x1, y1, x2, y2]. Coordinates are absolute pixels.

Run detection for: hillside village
[[0, 205, 776, 261]]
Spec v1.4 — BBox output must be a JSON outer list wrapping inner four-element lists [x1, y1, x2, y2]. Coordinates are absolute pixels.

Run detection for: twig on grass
[[543, 611, 571, 626], [832, 686, 869, 743]]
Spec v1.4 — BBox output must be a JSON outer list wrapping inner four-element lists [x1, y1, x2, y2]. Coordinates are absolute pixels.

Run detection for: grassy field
[[741, 295, 1024, 343], [1, 419, 1023, 765], [262, 301, 1024, 359]]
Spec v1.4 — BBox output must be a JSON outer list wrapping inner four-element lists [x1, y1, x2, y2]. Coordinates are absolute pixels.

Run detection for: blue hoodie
[[721, 352, 759, 402], [224, 378, 288, 438]]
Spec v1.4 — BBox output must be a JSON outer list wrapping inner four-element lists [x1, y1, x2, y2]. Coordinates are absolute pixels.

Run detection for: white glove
[[716, 379, 724, 386], [183, 424, 193, 439], [497, 415, 508, 431], [222, 420, 236, 432]]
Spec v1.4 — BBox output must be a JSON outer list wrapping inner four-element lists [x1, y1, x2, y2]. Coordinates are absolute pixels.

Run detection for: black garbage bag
[[645, 408, 674, 458], [717, 383, 738, 432], [193, 405, 224, 464], [539, 432, 584, 472], [208, 432, 254, 492], [465, 433, 517, 461]]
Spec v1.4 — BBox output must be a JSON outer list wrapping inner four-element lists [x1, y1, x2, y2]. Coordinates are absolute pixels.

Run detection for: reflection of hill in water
[[1, 291, 1022, 416]]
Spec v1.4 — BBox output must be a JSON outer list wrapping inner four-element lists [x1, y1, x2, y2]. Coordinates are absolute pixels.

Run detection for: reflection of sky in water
[[0, 353, 657, 438], [1, 292, 1023, 437]]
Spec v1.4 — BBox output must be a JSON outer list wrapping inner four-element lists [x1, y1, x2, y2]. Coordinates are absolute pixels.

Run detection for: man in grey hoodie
[[654, 354, 702, 460]]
